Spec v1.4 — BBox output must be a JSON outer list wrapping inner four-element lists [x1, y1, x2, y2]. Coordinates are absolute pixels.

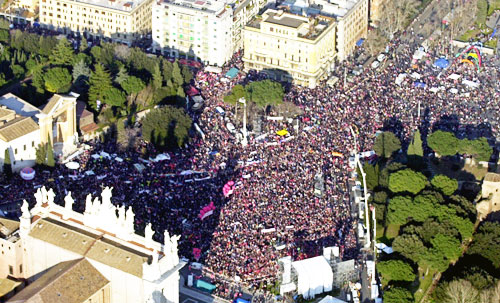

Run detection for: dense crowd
[[1, 30, 499, 300]]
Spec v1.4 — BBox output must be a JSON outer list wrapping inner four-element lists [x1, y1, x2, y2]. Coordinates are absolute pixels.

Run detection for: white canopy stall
[[292, 256, 333, 299], [318, 296, 347, 303]]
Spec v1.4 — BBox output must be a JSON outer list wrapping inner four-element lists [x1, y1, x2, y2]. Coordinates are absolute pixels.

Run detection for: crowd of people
[[1, 28, 499, 300]]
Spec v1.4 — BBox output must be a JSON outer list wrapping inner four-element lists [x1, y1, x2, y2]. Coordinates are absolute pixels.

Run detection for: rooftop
[[0, 217, 20, 238], [158, 0, 226, 14], [0, 93, 40, 119], [29, 217, 150, 277], [0, 278, 21, 298], [7, 259, 109, 303], [247, 9, 334, 40], [72, 0, 148, 12], [0, 117, 39, 142]]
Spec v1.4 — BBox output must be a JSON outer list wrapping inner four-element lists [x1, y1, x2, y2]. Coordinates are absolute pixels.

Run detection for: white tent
[[292, 256, 333, 299], [318, 296, 347, 303], [205, 66, 222, 74]]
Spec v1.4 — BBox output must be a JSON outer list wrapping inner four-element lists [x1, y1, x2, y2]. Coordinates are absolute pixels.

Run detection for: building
[[368, 0, 388, 24], [279, 0, 368, 61], [309, 0, 369, 61], [0, 93, 78, 172], [152, 0, 269, 66], [152, 0, 233, 66], [243, 9, 336, 88], [1, 186, 184, 303], [477, 173, 500, 220], [39, 0, 153, 45]]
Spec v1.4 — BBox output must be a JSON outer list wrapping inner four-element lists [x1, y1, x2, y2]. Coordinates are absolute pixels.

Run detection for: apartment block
[[243, 9, 336, 88], [39, 0, 154, 44]]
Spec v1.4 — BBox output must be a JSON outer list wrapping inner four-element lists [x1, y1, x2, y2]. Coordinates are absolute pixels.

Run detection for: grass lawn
[[458, 29, 481, 42], [377, 224, 400, 246], [485, 38, 498, 49], [488, 0, 500, 15], [413, 267, 437, 303]]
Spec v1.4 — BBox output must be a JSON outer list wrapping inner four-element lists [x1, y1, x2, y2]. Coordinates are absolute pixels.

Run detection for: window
[[9, 266, 13, 275], [23, 145, 26, 151], [270, 27, 273, 32], [19, 264, 22, 273], [14, 148, 17, 154]]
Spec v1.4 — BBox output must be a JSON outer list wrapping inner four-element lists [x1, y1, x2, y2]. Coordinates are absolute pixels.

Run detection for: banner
[[277, 129, 289, 136]]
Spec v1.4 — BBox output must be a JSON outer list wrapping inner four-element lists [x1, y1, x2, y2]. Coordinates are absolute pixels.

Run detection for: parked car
[[371, 60, 380, 69]]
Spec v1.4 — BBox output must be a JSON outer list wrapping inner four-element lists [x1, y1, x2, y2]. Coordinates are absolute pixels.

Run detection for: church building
[[0, 186, 184, 303]]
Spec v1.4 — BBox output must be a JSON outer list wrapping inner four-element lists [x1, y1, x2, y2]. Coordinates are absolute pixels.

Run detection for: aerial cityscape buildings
[[0, 0, 499, 302]]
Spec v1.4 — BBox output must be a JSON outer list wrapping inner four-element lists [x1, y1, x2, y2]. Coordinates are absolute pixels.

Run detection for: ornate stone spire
[[19, 200, 31, 238], [63, 191, 74, 220]]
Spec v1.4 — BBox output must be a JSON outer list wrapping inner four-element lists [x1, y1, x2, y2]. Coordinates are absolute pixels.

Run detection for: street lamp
[[238, 97, 247, 147]]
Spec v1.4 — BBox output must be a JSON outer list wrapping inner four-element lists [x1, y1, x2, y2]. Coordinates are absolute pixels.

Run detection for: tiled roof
[[6, 259, 109, 303], [41, 95, 63, 115], [0, 217, 20, 238], [29, 218, 149, 277], [0, 117, 39, 142]]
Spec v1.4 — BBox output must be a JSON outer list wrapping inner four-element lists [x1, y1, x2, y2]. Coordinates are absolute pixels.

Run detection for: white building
[[1, 186, 185, 303], [0, 93, 78, 172], [279, 0, 369, 61], [152, 0, 269, 66], [152, 0, 233, 66]]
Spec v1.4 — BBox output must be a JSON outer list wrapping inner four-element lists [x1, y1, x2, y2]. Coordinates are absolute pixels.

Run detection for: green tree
[[176, 86, 185, 98], [114, 65, 129, 85], [465, 137, 493, 161], [79, 36, 88, 53], [35, 143, 47, 166], [171, 61, 183, 86], [420, 248, 450, 272], [389, 169, 427, 194], [3, 148, 12, 177], [383, 287, 414, 303], [11, 64, 25, 79], [245, 80, 284, 108], [102, 87, 126, 108], [373, 131, 401, 158], [32, 68, 45, 94], [364, 162, 379, 190], [223, 84, 247, 105], [88, 64, 113, 110], [121, 76, 145, 96], [0, 29, 9, 42], [428, 131, 459, 156], [431, 234, 462, 262], [377, 260, 416, 285], [387, 195, 414, 224], [44, 67, 72, 93], [39, 36, 58, 57], [152, 63, 162, 89], [468, 222, 500, 268], [46, 136, 55, 167], [0, 73, 6, 87], [72, 60, 91, 82], [142, 106, 192, 150], [181, 65, 193, 83], [393, 233, 426, 263], [407, 129, 423, 156], [49, 38, 74, 66], [161, 58, 173, 83], [431, 175, 458, 196]]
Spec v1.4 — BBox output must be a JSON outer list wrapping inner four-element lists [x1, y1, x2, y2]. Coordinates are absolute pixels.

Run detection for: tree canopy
[[389, 168, 427, 194], [142, 106, 192, 150], [49, 38, 74, 66], [373, 131, 401, 158], [428, 131, 459, 156], [383, 287, 414, 303], [377, 260, 416, 285], [428, 131, 492, 160], [468, 222, 500, 268], [246, 80, 284, 108], [44, 67, 71, 93], [431, 175, 458, 196]]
